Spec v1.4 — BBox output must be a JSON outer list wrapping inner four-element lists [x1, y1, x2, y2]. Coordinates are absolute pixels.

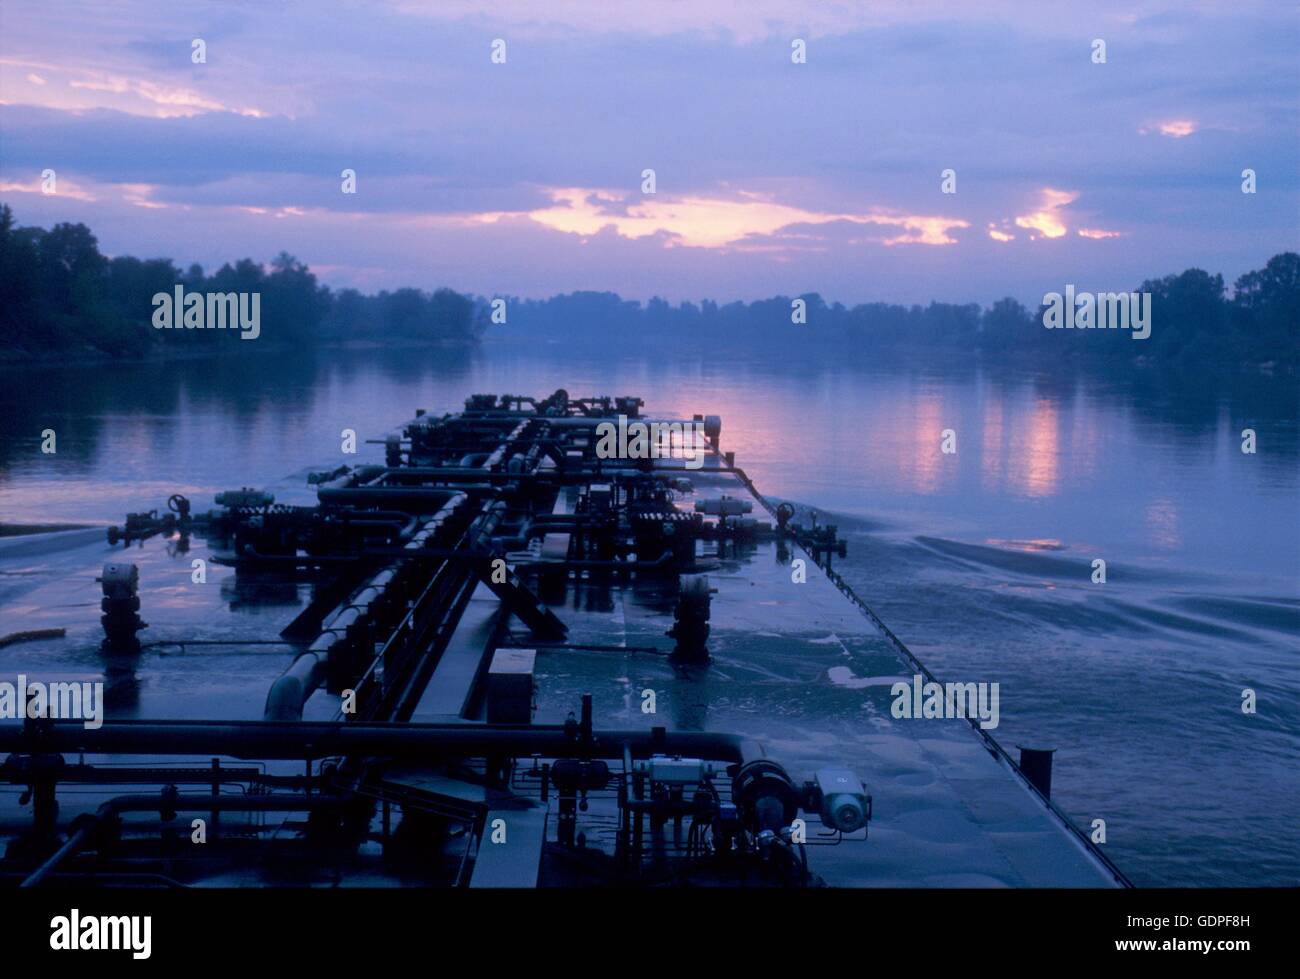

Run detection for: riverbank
[[0, 335, 480, 371]]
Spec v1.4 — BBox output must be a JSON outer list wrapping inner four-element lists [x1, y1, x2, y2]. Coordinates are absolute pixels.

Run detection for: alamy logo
[[50, 909, 151, 959], [891, 674, 1000, 730], [0, 675, 103, 729], [1042, 285, 1151, 339], [595, 414, 707, 471], [151, 286, 261, 340]]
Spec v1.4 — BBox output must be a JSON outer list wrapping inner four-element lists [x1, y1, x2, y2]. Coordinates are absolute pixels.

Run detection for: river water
[[0, 340, 1296, 886]]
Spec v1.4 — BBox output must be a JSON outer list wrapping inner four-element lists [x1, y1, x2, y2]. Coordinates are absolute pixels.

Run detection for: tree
[[980, 297, 1035, 352], [0, 204, 44, 349], [1135, 268, 1226, 365], [1233, 253, 1299, 368]]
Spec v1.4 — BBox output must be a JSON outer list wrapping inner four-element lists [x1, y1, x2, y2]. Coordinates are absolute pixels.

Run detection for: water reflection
[[980, 389, 1006, 494], [0, 345, 479, 474], [1015, 396, 1059, 499], [1144, 498, 1182, 550], [905, 385, 948, 496], [0, 342, 1295, 581]]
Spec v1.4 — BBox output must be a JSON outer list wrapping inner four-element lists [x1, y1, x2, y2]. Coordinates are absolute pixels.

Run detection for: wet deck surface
[[528, 470, 1118, 887], [0, 467, 1119, 887]]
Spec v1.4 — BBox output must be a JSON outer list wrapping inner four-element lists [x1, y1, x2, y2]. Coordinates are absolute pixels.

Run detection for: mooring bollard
[[98, 562, 146, 652], [1018, 746, 1056, 799]]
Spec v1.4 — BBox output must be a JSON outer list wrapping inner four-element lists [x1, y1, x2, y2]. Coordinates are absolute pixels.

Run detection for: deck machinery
[[1, 388, 1129, 889], [0, 390, 873, 888]]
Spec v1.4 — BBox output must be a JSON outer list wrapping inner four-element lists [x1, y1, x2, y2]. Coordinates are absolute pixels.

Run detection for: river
[[0, 339, 1296, 886]]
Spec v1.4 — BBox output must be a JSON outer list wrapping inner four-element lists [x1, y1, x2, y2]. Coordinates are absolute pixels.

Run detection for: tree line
[[1, 204, 1294, 372], [0, 204, 486, 359], [497, 253, 1297, 373]]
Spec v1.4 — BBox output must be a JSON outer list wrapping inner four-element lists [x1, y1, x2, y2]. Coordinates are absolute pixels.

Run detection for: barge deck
[[0, 390, 1128, 888]]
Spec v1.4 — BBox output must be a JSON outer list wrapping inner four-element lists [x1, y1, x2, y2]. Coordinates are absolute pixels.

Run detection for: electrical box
[[486, 648, 536, 724], [588, 484, 613, 511]]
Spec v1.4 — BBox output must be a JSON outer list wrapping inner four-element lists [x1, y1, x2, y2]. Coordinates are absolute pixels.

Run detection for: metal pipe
[[337, 515, 419, 537], [511, 553, 678, 570], [343, 461, 717, 484], [265, 497, 468, 720], [21, 792, 351, 887], [0, 719, 765, 767], [316, 487, 478, 507]]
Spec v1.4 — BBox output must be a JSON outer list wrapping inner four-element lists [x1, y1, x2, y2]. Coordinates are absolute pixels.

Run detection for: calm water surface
[[1, 340, 1296, 886]]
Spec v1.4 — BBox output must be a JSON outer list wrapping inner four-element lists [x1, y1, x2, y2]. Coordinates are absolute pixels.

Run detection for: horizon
[[6, 201, 1292, 314], [1, 1, 1296, 308]]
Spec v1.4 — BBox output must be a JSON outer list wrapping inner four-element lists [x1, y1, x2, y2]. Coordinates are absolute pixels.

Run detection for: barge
[[0, 389, 1129, 887]]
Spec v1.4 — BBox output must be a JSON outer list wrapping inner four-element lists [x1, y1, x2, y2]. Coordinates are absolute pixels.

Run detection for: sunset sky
[[1, 0, 1296, 305]]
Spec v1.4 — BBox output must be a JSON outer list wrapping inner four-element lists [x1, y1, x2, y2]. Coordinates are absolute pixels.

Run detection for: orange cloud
[[0, 176, 96, 201], [68, 74, 265, 118], [478, 187, 969, 249], [987, 222, 1015, 242], [120, 183, 169, 209], [1013, 187, 1077, 239], [1157, 119, 1196, 138]]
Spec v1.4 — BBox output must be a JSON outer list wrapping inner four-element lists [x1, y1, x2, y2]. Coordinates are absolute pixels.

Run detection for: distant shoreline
[[0, 334, 478, 370], [3, 207, 1293, 376], [1, 331, 1291, 382]]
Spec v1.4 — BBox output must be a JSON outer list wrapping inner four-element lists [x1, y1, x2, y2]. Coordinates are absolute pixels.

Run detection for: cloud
[[1157, 119, 1197, 138], [1078, 228, 1122, 239], [482, 187, 969, 249], [1140, 119, 1199, 138], [0, 176, 96, 201], [0, 0, 1294, 306], [66, 72, 266, 118], [1013, 188, 1078, 240], [384, 0, 1224, 43]]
